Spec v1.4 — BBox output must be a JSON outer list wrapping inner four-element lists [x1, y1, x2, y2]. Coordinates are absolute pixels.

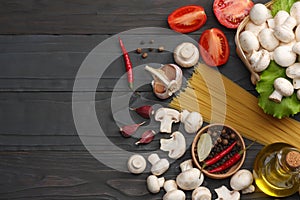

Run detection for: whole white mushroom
[[230, 169, 253, 191], [249, 3, 272, 25]]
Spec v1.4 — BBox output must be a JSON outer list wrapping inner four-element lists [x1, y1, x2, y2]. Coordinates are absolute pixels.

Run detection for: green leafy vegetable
[[271, 0, 298, 16], [256, 61, 300, 119]]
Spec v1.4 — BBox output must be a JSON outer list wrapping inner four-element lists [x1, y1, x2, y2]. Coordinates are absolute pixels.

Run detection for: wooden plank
[[0, 0, 269, 34]]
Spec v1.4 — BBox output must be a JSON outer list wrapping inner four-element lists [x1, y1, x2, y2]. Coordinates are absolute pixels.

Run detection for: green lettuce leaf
[[256, 61, 300, 119], [271, 0, 298, 16]]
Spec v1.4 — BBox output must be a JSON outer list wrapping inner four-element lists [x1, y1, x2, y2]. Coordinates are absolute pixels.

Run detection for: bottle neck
[[277, 147, 300, 175]]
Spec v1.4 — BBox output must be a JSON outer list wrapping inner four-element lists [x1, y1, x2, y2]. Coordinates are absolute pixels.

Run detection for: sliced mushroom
[[176, 159, 204, 190], [127, 154, 147, 174], [249, 3, 272, 25], [286, 63, 300, 89], [163, 180, 186, 200], [148, 153, 170, 176], [230, 169, 253, 191], [155, 107, 180, 133], [192, 186, 211, 200], [145, 64, 182, 99], [174, 42, 199, 68], [147, 175, 165, 194], [273, 45, 297, 67], [239, 31, 260, 53], [258, 28, 279, 51], [248, 49, 271, 72], [269, 77, 294, 103], [215, 185, 240, 200], [180, 110, 203, 134], [160, 131, 186, 159]]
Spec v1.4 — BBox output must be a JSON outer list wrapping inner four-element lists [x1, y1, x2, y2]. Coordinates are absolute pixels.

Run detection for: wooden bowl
[[191, 124, 246, 179], [235, 1, 274, 85]]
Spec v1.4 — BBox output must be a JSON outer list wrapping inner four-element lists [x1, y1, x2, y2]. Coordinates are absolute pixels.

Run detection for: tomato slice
[[199, 28, 230, 67], [213, 0, 254, 29], [168, 5, 207, 33]]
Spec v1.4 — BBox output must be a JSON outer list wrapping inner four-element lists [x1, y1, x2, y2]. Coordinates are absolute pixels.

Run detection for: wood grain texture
[[0, 0, 299, 199]]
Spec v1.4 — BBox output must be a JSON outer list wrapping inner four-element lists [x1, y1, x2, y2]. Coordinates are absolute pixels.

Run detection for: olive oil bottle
[[253, 143, 300, 197]]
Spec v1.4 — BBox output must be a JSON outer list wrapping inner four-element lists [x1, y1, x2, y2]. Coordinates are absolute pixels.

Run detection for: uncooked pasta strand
[[170, 63, 300, 149]]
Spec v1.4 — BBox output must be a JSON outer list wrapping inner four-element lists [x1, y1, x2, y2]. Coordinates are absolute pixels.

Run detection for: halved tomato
[[199, 28, 230, 67], [168, 5, 207, 33], [213, 0, 254, 29]]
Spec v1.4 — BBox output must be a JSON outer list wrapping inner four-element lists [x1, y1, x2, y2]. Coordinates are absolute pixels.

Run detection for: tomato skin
[[213, 0, 254, 29], [168, 5, 207, 33], [199, 28, 230, 67]]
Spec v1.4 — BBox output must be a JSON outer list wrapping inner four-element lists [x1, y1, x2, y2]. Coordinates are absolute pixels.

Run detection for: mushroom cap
[[274, 77, 294, 97], [286, 63, 300, 79], [239, 31, 260, 53], [192, 186, 212, 200], [150, 158, 170, 176], [258, 28, 279, 51], [274, 26, 295, 43], [249, 3, 272, 25], [163, 189, 186, 200], [296, 25, 300, 42], [273, 46, 297, 67], [245, 21, 267, 36], [249, 49, 271, 72], [160, 131, 186, 159], [230, 169, 253, 191], [290, 2, 300, 25], [183, 111, 203, 134], [163, 180, 178, 192], [127, 154, 146, 174], [176, 168, 204, 190], [147, 175, 165, 194], [274, 10, 290, 27], [174, 42, 200, 68]]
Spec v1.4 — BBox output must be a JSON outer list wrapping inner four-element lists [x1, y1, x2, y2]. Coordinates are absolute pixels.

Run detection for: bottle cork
[[286, 150, 300, 168]]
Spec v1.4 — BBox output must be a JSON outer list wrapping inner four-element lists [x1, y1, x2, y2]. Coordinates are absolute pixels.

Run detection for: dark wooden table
[[0, 0, 299, 199]]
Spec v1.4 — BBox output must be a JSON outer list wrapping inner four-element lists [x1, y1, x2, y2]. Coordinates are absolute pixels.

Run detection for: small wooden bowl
[[191, 124, 246, 179], [235, 1, 274, 85]]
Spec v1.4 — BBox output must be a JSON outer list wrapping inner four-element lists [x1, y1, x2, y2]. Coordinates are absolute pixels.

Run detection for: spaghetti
[[170, 63, 300, 149]]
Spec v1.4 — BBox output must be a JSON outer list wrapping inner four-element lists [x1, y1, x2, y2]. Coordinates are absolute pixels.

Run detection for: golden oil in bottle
[[253, 143, 300, 197]]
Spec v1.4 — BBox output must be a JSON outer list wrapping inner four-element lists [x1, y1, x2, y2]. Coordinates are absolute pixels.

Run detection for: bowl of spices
[[191, 124, 246, 179]]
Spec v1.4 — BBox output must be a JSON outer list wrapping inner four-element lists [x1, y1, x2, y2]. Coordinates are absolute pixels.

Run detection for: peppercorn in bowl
[[191, 124, 246, 179]]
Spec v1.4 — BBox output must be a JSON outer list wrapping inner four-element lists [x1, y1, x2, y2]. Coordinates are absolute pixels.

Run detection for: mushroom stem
[[179, 159, 194, 171], [269, 90, 283, 103]]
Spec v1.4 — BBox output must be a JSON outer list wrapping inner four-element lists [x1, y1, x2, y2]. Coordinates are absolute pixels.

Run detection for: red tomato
[[213, 0, 254, 29], [199, 28, 230, 67], [168, 5, 207, 33]]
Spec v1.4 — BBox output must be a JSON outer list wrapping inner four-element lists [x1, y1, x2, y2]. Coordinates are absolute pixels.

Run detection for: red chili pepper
[[202, 141, 237, 168], [208, 151, 242, 173], [118, 37, 134, 90], [208, 140, 256, 173]]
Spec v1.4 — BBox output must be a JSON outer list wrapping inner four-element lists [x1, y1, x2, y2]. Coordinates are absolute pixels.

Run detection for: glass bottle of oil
[[253, 142, 300, 197]]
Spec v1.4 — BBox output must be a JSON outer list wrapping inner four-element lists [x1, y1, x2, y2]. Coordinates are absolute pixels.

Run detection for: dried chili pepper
[[208, 141, 256, 173], [118, 37, 134, 90], [208, 151, 243, 173], [202, 141, 237, 168], [135, 130, 156, 145]]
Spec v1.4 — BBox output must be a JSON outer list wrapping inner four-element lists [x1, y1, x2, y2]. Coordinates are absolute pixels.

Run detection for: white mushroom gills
[[163, 180, 186, 200], [147, 175, 165, 194], [148, 153, 170, 176], [269, 77, 294, 103], [127, 154, 146, 174], [174, 42, 199, 68], [160, 131, 186, 159]]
